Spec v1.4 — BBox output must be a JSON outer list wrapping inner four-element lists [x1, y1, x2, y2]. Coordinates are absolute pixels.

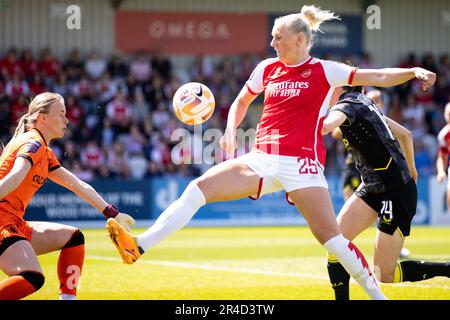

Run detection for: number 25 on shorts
[[297, 157, 319, 175]]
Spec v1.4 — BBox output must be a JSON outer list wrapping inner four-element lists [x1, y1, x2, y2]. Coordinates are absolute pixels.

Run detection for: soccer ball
[[172, 82, 215, 125]]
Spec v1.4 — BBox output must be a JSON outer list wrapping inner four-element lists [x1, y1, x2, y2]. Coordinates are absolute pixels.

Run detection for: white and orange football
[[172, 82, 215, 125]]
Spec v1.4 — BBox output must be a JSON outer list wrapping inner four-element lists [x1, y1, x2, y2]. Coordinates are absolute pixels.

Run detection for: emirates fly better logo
[[268, 81, 309, 97]]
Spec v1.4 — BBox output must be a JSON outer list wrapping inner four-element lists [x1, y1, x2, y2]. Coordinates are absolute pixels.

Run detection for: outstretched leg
[[107, 157, 261, 264]]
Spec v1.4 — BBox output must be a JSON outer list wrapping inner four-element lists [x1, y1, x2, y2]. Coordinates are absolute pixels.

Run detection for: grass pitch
[[5, 226, 450, 300]]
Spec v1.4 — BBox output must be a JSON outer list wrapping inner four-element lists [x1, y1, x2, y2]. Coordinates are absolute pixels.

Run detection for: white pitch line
[[88, 255, 326, 280], [88, 255, 450, 291]]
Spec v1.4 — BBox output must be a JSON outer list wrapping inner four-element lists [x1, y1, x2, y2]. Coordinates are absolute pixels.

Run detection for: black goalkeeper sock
[[327, 255, 350, 300], [398, 260, 450, 282]]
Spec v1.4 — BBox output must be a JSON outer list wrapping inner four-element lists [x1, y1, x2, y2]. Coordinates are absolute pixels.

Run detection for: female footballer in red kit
[[107, 5, 435, 299]]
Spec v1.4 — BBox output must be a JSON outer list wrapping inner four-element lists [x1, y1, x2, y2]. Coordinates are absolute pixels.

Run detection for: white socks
[[137, 182, 206, 252], [59, 293, 76, 300], [324, 234, 387, 300], [135, 185, 386, 300]]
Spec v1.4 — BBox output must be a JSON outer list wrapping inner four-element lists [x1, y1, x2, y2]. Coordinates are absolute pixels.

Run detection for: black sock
[[399, 260, 450, 282], [327, 260, 350, 300]]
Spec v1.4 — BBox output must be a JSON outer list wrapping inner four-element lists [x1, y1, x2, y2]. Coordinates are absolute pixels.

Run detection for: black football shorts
[[354, 179, 417, 236]]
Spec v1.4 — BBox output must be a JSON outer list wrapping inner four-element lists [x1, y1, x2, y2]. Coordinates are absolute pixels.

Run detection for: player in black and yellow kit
[[331, 127, 361, 201], [322, 85, 450, 300], [333, 90, 387, 201], [333, 90, 411, 258]]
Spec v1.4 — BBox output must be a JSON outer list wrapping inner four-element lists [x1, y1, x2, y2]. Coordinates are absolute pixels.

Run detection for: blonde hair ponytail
[[275, 5, 339, 50], [12, 92, 63, 138], [300, 5, 339, 32], [13, 113, 29, 139], [2, 92, 64, 156]]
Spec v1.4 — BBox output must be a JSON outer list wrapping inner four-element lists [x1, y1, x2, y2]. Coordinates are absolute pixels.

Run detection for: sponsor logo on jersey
[[32, 174, 46, 185], [268, 81, 310, 97], [275, 81, 309, 89]]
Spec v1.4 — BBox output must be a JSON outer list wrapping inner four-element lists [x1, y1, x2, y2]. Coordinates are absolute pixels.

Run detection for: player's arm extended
[[49, 166, 109, 211], [220, 86, 259, 154], [386, 117, 418, 182], [352, 67, 436, 91], [48, 167, 135, 228], [0, 157, 31, 199], [436, 150, 448, 182], [321, 109, 347, 135]]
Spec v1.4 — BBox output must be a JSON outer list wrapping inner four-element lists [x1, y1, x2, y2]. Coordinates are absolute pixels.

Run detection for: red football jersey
[[246, 56, 356, 166]]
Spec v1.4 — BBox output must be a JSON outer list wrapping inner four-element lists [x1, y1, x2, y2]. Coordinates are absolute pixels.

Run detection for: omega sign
[[115, 11, 267, 54], [149, 20, 231, 40]]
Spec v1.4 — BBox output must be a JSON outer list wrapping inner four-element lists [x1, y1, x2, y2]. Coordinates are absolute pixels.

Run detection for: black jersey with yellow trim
[[332, 92, 411, 193]]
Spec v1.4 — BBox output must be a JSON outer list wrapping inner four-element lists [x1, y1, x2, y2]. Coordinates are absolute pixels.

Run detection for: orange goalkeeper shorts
[[0, 210, 33, 244]]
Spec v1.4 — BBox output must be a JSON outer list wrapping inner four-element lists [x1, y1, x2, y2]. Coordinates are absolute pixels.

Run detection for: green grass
[[3, 226, 450, 300]]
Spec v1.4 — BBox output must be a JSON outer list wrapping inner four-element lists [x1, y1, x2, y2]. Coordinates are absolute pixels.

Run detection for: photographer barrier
[[27, 179, 153, 226]]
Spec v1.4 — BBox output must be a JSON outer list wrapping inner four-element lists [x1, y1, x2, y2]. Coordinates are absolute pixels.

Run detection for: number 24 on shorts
[[297, 157, 319, 175]]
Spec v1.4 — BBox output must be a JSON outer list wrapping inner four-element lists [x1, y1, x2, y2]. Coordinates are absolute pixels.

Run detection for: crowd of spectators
[[0, 47, 449, 181]]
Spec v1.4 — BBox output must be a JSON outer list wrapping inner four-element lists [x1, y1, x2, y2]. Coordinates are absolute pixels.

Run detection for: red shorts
[[0, 210, 33, 243]]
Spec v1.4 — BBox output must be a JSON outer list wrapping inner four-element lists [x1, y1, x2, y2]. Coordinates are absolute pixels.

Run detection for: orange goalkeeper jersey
[[0, 128, 60, 218]]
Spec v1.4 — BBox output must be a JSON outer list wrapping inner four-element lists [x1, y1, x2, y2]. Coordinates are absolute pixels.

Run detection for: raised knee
[[63, 229, 85, 249], [192, 179, 206, 194], [183, 180, 207, 205], [20, 271, 45, 291]]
